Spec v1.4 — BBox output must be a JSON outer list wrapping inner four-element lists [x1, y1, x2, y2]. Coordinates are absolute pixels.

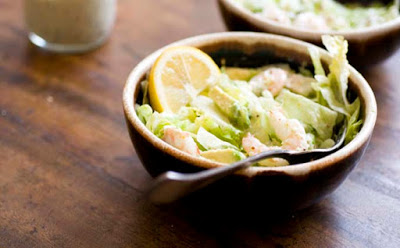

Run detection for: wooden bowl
[[123, 32, 377, 213], [218, 0, 400, 67]]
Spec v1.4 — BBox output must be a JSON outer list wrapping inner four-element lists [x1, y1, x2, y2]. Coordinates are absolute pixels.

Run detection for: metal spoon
[[148, 125, 347, 204]]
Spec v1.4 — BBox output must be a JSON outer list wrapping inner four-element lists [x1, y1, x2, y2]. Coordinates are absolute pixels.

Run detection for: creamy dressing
[[24, 0, 116, 52]]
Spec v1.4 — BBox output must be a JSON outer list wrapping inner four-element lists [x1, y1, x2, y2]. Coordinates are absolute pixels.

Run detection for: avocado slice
[[224, 67, 261, 81], [208, 86, 250, 129], [200, 149, 246, 164]]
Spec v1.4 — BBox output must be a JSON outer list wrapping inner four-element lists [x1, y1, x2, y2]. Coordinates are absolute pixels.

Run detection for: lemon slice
[[148, 46, 221, 113]]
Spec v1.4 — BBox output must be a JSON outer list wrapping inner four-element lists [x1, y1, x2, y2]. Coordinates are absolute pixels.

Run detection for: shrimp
[[249, 68, 288, 96], [293, 12, 330, 31], [268, 109, 309, 151], [242, 133, 279, 156], [261, 4, 291, 26], [285, 73, 314, 96], [242, 133, 288, 167], [162, 126, 200, 156]]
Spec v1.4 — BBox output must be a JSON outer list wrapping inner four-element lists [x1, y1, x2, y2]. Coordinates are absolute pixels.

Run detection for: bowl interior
[[124, 32, 377, 177]]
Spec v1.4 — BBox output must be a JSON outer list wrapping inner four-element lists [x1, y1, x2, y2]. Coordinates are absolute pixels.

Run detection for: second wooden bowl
[[218, 0, 400, 67]]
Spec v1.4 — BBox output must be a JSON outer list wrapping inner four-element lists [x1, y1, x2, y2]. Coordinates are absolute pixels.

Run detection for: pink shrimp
[[249, 68, 288, 96], [285, 73, 314, 96], [268, 109, 308, 151], [162, 126, 200, 156], [261, 4, 291, 26], [242, 133, 288, 167], [294, 12, 330, 31], [242, 133, 279, 156]]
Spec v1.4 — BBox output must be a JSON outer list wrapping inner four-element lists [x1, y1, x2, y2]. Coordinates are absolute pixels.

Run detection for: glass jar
[[24, 0, 116, 53]]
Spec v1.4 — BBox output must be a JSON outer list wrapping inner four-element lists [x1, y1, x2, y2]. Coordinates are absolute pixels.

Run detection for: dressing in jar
[[24, 0, 116, 53]]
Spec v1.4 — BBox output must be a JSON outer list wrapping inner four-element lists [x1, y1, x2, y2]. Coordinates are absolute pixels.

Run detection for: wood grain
[[1, 0, 400, 247]]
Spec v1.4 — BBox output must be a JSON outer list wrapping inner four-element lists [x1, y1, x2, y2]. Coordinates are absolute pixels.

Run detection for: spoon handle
[[147, 149, 293, 204], [148, 124, 346, 204]]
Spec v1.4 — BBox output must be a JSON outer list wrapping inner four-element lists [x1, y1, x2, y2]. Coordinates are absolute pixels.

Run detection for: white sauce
[[24, 0, 116, 50]]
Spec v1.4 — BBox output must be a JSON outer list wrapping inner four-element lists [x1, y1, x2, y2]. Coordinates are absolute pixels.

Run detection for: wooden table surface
[[1, 0, 400, 247]]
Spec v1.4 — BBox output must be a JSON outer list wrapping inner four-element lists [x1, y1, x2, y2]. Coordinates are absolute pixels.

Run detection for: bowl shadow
[[138, 195, 342, 247]]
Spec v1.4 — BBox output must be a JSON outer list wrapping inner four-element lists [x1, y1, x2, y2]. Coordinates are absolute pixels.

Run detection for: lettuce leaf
[[309, 46, 326, 77], [175, 107, 243, 147], [145, 112, 177, 138], [276, 89, 338, 141], [312, 74, 348, 115], [309, 35, 363, 144], [345, 98, 363, 144], [138, 105, 196, 138], [135, 104, 153, 124], [248, 93, 280, 145], [322, 35, 350, 108], [139, 104, 243, 147]]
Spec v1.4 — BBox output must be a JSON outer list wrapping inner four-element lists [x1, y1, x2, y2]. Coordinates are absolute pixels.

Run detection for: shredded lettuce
[[345, 98, 363, 144], [309, 47, 326, 77], [309, 35, 363, 144], [322, 35, 350, 109], [135, 104, 153, 124], [145, 112, 177, 138], [137, 103, 243, 147], [137, 105, 194, 138], [249, 93, 279, 145], [276, 89, 338, 141]]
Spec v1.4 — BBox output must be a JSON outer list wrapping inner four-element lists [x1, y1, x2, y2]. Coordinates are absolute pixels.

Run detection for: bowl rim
[[123, 32, 377, 177], [219, 0, 400, 42]]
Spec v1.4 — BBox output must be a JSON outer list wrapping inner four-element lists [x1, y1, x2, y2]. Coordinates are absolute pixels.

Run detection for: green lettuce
[[345, 98, 363, 144], [137, 103, 243, 147], [309, 35, 363, 144], [276, 89, 338, 141], [135, 104, 153, 124], [145, 112, 177, 138], [248, 93, 279, 145], [137, 105, 195, 138]]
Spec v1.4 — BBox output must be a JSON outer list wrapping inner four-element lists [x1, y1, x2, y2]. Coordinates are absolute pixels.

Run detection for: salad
[[136, 35, 362, 166], [234, 0, 399, 31]]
